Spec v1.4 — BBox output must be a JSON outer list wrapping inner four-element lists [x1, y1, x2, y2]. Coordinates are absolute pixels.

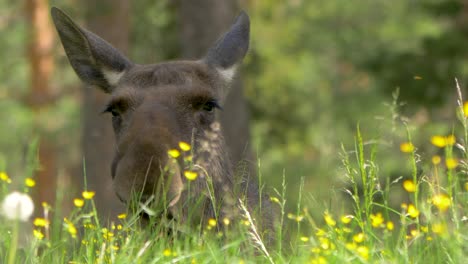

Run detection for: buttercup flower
[[25, 178, 36, 187], [34, 217, 49, 227], [178, 142, 191, 152], [370, 213, 384, 228], [464, 101, 468, 117], [323, 212, 336, 227], [118, 213, 127, 219], [0, 172, 11, 183], [445, 158, 458, 169], [208, 218, 217, 227], [432, 155, 441, 165], [74, 198, 84, 208], [407, 204, 420, 218], [400, 142, 414, 153], [386, 221, 394, 231], [33, 229, 44, 240], [82, 191, 95, 199], [1, 191, 34, 221], [168, 149, 180, 158], [356, 246, 369, 260], [341, 215, 352, 224], [432, 194, 451, 212], [64, 218, 77, 238], [353, 232, 365, 243], [403, 180, 416, 193], [431, 135, 456, 148], [184, 171, 198, 181]]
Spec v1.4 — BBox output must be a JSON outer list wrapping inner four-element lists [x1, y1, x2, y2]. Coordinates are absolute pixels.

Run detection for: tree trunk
[[25, 0, 57, 207], [81, 0, 130, 220], [176, 0, 255, 176]]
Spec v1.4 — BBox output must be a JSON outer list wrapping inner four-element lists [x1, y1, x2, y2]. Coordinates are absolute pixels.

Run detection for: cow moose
[[50, 7, 273, 237]]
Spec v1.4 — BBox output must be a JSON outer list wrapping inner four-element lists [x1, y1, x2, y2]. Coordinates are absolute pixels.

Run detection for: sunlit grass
[[1, 89, 468, 263]]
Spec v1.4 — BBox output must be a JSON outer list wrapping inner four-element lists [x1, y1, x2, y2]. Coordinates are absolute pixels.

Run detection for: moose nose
[[111, 103, 184, 205]]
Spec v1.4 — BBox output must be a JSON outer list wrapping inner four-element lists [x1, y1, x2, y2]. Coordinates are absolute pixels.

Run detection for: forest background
[[1, 0, 467, 221]]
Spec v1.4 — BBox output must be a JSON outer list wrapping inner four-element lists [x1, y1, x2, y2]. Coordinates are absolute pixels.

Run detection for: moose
[[50, 8, 273, 237]]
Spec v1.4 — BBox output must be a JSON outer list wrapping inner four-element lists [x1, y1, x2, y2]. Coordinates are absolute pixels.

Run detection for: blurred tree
[[25, 0, 57, 207], [365, 0, 468, 111], [81, 0, 129, 220], [176, 0, 255, 176]]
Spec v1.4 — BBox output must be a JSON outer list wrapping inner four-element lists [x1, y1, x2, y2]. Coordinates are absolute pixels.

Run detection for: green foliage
[[243, 0, 454, 210], [1, 94, 468, 262]]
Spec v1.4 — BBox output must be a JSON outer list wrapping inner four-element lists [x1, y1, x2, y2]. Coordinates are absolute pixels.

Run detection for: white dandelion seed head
[[1, 191, 34, 221]]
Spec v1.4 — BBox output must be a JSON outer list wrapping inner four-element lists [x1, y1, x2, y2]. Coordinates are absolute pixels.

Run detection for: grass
[[1, 88, 468, 263]]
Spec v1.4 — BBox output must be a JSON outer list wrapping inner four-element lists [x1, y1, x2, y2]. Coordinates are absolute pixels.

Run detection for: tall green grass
[[1, 87, 468, 263]]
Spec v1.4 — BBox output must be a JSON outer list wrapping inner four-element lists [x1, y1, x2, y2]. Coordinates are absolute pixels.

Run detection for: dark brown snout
[[112, 101, 184, 206]]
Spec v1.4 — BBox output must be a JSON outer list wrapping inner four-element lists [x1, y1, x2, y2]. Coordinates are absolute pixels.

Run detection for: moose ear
[[203, 11, 250, 82], [51, 7, 132, 92]]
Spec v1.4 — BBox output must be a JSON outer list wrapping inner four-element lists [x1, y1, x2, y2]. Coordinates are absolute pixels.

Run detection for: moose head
[[51, 7, 254, 223]]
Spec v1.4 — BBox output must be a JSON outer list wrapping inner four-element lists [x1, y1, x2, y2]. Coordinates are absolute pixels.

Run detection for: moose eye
[[202, 100, 221, 112]]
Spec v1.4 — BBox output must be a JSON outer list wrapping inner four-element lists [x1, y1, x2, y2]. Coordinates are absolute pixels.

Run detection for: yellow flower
[[370, 213, 384, 228], [300, 236, 309, 242], [446, 158, 458, 169], [353, 232, 365, 243], [432, 223, 447, 235], [407, 204, 420, 218], [400, 142, 414, 153], [117, 213, 127, 219], [163, 249, 172, 257], [319, 237, 335, 250], [310, 256, 327, 264], [346, 242, 357, 250], [270, 196, 280, 204], [184, 170, 198, 181], [33, 217, 49, 227], [0, 172, 11, 183], [386, 221, 394, 231], [431, 135, 456, 148], [341, 215, 352, 224], [420, 226, 429, 233], [315, 228, 326, 237], [287, 213, 304, 222], [414, 75, 423, 80], [465, 182, 468, 191], [431, 136, 446, 148], [445, 135, 456, 146], [208, 218, 217, 227], [33, 229, 44, 240], [82, 191, 95, 199], [403, 180, 416, 193], [25, 178, 36, 187], [464, 101, 468, 117], [356, 246, 369, 260], [74, 198, 84, 208], [410, 229, 419, 237], [67, 224, 77, 238], [432, 155, 441, 165], [178, 142, 191, 152], [431, 194, 451, 212], [323, 212, 336, 227], [168, 149, 180, 158], [222, 217, 230, 226], [102, 228, 114, 240]]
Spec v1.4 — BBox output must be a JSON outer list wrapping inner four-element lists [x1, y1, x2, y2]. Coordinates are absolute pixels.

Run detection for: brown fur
[[51, 7, 273, 237]]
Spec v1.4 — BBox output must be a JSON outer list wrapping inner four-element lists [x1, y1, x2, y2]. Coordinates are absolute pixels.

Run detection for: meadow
[[2, 1, 468, 263], [1, 86, 467, 263]]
